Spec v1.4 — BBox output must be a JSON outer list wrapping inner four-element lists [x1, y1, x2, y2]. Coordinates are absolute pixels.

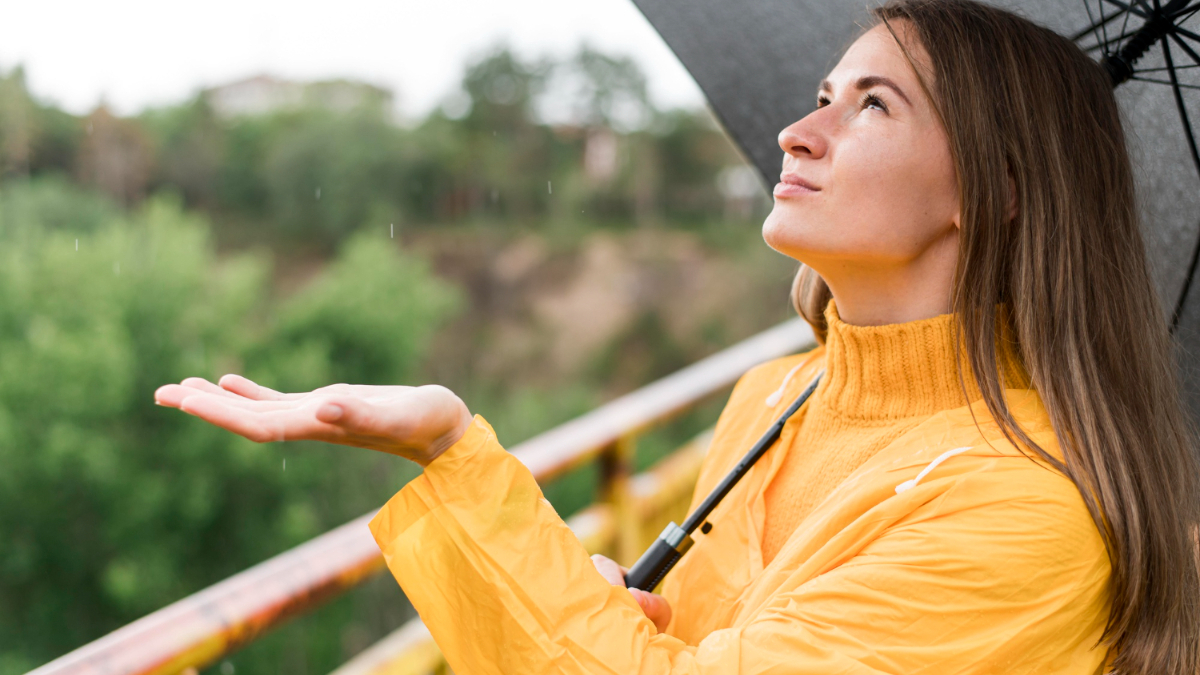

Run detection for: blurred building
[[205, 75, 396, 119], [584, 126, 618, 185]]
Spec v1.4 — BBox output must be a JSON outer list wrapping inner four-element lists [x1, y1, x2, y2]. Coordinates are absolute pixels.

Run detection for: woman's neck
[[828, 285, 952, 326], [810, 225, 959, 326]]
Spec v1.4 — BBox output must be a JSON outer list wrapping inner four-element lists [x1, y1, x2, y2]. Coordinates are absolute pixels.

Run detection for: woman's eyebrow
[[819, 75, 913, 107]]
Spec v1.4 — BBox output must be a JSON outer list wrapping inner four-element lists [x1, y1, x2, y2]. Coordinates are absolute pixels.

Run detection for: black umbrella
[[622, 0, 1200, 590]]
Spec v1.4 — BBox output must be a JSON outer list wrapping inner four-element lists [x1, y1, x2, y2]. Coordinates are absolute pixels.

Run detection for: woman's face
[[762, 21, 960, 280]]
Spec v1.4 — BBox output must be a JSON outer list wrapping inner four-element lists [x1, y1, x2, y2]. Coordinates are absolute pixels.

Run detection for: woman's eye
[[816, 95, 831, 108], [861, 93, 888, 112]]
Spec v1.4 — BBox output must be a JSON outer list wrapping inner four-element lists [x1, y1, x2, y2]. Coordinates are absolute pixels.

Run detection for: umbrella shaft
[[623, 373, 823, 592], [1104, 1, 1190, 85]]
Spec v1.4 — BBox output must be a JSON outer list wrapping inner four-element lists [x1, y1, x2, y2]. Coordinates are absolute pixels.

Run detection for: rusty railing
[[31, 318, 815, 675]]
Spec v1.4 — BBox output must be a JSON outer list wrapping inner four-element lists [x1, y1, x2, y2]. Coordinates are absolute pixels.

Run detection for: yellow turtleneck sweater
[[759, 300, 1030, 564]]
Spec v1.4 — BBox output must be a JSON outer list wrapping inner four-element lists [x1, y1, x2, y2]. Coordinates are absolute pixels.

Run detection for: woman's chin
[[761, 213, 810, 258]]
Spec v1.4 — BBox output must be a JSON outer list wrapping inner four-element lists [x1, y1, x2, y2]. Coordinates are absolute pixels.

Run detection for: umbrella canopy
[[631, 0, 1200, 416]]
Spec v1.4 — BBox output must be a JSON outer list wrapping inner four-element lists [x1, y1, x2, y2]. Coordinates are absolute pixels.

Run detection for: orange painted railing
[[31, 318, 815, 675]]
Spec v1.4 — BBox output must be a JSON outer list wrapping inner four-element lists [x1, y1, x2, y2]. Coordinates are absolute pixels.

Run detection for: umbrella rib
[[1075, 8, 1132, 44], [1173, 3, 1200, 21], [1080, 25, 1153, 52], [1129, 75, 1200, 87], [1175, 24, 1200, 41], [1122, 2, 1137, 46], [1101, 0, 1112, 49], [1103, 0, 1151, 18], [1136, 62, 1200, 70], [1161, 36, 1200, 330], [1082, 0, 1110, 50], [1169, 31, 1200, 66]]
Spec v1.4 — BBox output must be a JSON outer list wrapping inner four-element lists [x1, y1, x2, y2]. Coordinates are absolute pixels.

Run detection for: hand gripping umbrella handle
[[625, 522, 693, 591], [623, 372, 823, 592]]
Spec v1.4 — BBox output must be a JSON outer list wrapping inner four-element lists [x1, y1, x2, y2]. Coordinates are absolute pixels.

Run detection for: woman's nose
[[777, 115, 827, 160]]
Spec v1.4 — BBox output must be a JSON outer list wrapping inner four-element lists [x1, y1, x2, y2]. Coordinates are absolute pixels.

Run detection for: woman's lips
[[775, 173, 820, 198], [773, 181, 820, 197]]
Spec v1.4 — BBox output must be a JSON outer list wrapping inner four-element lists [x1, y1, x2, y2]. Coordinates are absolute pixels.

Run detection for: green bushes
[[0, 179, 460, 672]]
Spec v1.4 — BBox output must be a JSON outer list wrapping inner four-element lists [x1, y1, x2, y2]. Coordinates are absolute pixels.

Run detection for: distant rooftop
[[204, 74, 397, 119]]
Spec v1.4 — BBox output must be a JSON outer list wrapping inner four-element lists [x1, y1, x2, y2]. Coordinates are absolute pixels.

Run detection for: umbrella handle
[[625, 522, 693, 591], [622, 372, 823, 593]]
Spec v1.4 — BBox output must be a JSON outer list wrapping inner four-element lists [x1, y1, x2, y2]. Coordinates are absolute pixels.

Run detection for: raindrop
[[493, 131, 496, 137], [548, 181, 552, 194], [75, 239, 78, 251], [315, 187, 322, 200], [390, 223, 394, 238], [114, 262, 120, 275], [491, 188, 499, 203], [220, 661, 235, 675], [283, 459, 286, 471]]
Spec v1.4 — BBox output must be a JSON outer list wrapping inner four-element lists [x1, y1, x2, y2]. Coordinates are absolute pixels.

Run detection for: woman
[[155, 0, 1200, 672]]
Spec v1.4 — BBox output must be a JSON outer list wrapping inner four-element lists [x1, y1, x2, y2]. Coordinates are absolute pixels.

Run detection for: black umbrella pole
[[624, 374, 822, 591]]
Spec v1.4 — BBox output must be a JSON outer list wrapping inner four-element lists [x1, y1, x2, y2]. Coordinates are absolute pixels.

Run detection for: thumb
[[316, 400, 347, 424], [629, 588, 672, 633], [314, 396, 374, 430]]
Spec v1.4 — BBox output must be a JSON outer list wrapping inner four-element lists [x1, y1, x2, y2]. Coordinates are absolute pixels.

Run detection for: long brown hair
[[792, 1, 1200, 672]]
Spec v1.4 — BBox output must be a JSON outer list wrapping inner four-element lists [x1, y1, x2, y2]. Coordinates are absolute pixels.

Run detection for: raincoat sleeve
[[369, 415, 1110, 674]]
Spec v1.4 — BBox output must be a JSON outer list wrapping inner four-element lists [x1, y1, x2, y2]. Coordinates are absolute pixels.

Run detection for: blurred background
[[0, 1, 800, 673]]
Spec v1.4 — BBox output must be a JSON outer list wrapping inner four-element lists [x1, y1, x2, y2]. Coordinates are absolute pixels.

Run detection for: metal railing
[[31, 318, 815, 675]]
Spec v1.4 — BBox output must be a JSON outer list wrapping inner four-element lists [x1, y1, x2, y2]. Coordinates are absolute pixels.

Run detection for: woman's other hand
[[154, 375, 473, 467], [590, 554, 672, 633]]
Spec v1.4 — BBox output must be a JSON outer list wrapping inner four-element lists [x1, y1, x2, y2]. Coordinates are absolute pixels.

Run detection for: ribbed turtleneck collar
[[815, 299, 1029, 422]]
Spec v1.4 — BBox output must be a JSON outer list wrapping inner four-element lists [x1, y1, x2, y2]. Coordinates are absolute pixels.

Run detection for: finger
[[179, 393, 339, 443], [179, 377, 245, 399], [219, 374, 302, 401], [156, 383, 207, 408], [591, 554, 627, 587], [629, 589, 672, 633], [161, 386, 299, 412], [157, 380, 262, 408]]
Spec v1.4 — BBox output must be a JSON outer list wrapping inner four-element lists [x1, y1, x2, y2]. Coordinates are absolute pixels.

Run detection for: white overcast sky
[[0, 0, 706, 122]]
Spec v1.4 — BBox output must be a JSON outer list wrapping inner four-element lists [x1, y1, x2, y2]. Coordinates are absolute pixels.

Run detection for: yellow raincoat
[[369, 310, 1112, 674]]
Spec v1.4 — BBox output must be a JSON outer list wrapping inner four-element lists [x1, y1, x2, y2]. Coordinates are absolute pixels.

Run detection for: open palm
[[154, 374, 473, 467]]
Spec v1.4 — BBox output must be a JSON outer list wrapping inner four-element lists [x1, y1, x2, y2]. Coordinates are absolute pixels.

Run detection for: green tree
[[263, 108, 409, 243], [249, 228, 461, 391], [0, 65, 83, 181], [553, 44, 652, 132], [0, 179, 461, 674], [141, 94, 227, 209], [459, 44, 552, 136]]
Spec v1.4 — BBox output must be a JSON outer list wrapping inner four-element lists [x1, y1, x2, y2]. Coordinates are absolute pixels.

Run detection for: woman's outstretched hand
[[591, 554, 673, 633], [154, 375, 473, 467]]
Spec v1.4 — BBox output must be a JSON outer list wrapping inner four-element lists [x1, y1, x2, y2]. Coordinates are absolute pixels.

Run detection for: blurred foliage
[[0, 43, 755, 247], [0, 40, 784, 675], [0, 179, 459, 673]]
